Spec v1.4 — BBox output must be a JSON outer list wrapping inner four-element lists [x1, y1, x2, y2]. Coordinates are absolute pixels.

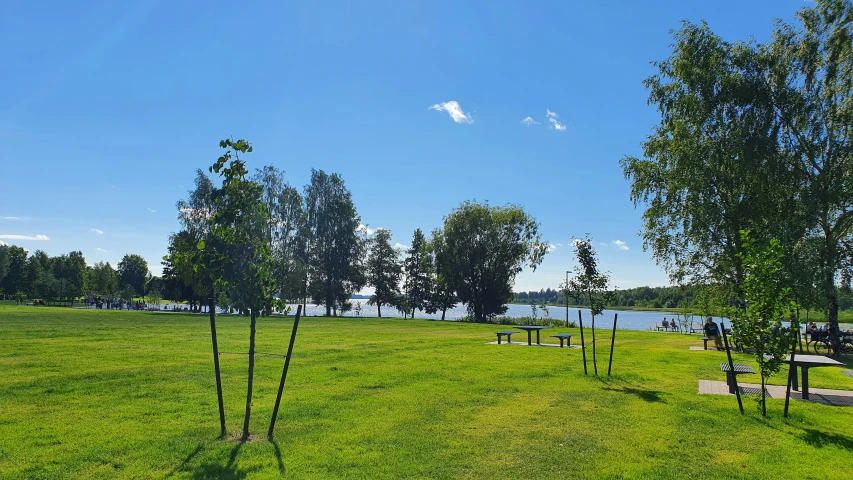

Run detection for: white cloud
[[546, 109, 567, 131], [429, 101, 473, 124], [95, 247, 107, 252], [357, 224, 375, 235], [147, 208, 157, 213], [394, 243, 409, 250], [90, 228, 104, 234], [548, 244, 558, 252], [0, 234, 49, 241], [571, 238, 583, 247], [2, 216, 26, 220], [520, 116, 540, 126], [612, 240, 629, 251], [0, 240, 6, 246]]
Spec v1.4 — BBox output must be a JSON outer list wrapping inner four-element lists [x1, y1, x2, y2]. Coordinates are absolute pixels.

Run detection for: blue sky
[[0, 0, 807, 291]]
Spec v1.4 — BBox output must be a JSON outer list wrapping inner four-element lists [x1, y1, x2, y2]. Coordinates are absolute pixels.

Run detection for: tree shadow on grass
[[164, 443, 205, 478], [184, 440, 259, 480], [269, 439, 286, 475], [801, 428, 853, 450], [602, 386, 665, 403]]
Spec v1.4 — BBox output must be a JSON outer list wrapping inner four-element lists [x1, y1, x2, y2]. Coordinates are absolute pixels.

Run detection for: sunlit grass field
[[1, 306, 852, 479]]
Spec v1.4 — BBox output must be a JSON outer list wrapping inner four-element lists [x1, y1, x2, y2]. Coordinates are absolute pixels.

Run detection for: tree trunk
[[242, 310, 258, 440], [822, 236, 841, 354], [441, 307, 446, 321], [378, 304, 382, 318]]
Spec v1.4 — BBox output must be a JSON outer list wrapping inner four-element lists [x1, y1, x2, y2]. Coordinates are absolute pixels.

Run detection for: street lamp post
[[565, 271, 570, 328]]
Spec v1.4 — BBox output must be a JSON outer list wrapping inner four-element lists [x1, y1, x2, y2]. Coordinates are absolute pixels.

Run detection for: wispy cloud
[[147, 208, 157, 213], [0, 234, 50, 241], [548, 244, 558, 252], [520, 116, 540, 126], [2, 216, 26, 220], [0, 240, 6, 246], [546, 109, 567, 131], [357, 224, 375, 235], [612, 240, 629, 251], [429, 101, 473, 124], [394, 243, 409, 250], [90, 228, 104, 234], [95, 247, 108, 252]]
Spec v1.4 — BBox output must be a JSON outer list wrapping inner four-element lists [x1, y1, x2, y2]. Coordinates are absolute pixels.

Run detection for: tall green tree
[[568, 236, 615, 376], [209, 138, 275, 440], [621, 21, 793, 295], [3, 246, 27, 297], [438, 200, 547, 322], [404, 228, 431, 318], [118, 254, 149, 296], [366, 229, 403, 317], [304, 169, 365, 316], [0, 244, 10, 294], [764, 0, 853, 351], [89, 261, 118, 297], [425, 230, 456, 321], [253, 166, 306, 301], [24, 250, 51, 296]]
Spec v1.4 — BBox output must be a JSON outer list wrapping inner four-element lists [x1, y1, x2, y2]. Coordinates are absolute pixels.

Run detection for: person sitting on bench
[[662, 318, 669, 331], [703, 316, 723, 350]]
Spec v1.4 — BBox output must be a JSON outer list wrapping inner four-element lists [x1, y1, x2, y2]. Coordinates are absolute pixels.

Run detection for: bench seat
[[496, 331, 517, 344], [720, 363, 756, 393], [550, 333, 574, 348]]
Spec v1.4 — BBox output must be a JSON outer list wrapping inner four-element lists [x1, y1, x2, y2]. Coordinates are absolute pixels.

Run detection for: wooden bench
[[720, 363, 756, 393], [690, 323, 704, 334], [496, 331, 517, 344], [654, 323, 665, 331], [550, 333, 574, 348]]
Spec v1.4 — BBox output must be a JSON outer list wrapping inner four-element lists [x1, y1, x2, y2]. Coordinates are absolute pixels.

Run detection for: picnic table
[[784, 354, 844, 400], [514, 325, 551, 346]]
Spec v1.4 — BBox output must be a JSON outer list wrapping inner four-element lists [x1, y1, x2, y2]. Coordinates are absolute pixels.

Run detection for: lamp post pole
[[565, 271, 570, 328]]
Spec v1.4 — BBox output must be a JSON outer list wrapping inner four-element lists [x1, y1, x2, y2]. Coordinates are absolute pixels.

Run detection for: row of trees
[[0, 245, 152, 305], [622, 0, 853, 352], [167, 156, 548, 324]]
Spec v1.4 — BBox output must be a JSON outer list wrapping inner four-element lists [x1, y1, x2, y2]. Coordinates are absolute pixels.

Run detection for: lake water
[[281, 299, 717, 331]]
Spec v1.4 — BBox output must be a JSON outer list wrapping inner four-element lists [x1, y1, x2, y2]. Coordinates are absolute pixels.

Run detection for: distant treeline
[[515, 285, 853, 311]]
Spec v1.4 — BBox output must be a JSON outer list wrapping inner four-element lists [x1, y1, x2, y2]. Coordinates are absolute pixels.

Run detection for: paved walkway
[[487, 341, 581, 349], [698, 379, 853, 406]]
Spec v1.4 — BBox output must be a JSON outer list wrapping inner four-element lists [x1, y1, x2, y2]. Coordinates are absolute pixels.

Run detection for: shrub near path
[[0, 306, 852, 479]]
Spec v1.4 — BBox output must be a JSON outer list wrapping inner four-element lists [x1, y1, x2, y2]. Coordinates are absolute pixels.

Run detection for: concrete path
[[698, 379, 853, 406]]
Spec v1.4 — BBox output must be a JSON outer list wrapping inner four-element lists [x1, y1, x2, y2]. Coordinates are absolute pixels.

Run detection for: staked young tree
[[437, 200, 547, 322], [404, 228, 431, 318], [209, 138, 275, 440], [303, 169, 365, 316], [366, 229, 403, 317], [568, 236, 616, 376]]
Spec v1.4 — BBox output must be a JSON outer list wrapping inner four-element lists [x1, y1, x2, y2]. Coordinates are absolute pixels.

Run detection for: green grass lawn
[[1, 306, 852, 479]]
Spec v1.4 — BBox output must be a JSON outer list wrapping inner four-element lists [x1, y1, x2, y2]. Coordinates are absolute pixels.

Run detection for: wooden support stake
[[784, 338, 797, 417], [268, 305, 303, 438], [607, 313, 618, 376], [209, 295, 226, 437], [578, 310, 588, 375], [721, 321, 743, 414]]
